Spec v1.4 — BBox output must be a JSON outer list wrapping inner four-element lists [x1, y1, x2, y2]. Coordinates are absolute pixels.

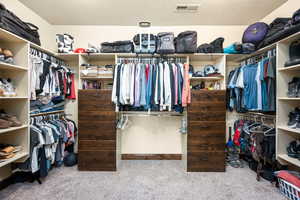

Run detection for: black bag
[[0, 3, 41, 45], [100, 40, 133, 53], [156, 32, 175, 54], [175, 31, 197, 53], [133, 33, 156, 54], [197, 37, 224, 53]]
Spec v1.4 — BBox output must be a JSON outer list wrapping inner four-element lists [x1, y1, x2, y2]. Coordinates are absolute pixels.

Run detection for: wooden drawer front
[[78, 151, 116, 171], [188, 135, 225, 152], [79, 140, 116, 151], [187, 152, 225, 172], [79, 111, 116, 121], [78, 90, 114, 111], [191, 90, 226, 103], [188, 111, 225, 121], [188, 102, 225, 112], [79, 124, 115, 140], [188, 121, 225, 135]]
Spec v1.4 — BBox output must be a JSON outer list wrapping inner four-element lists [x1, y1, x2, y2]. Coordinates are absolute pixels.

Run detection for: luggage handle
[[26, 23, 39, 31]]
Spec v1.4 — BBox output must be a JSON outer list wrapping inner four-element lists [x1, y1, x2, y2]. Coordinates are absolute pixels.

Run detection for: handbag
[[133, 33, 156, 54], [175, 31, 197, 53], [0, 3, 41, 45], [100, 40, 133, 53]]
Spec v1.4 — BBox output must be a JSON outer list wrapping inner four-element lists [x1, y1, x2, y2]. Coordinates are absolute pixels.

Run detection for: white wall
[[261, 0, 299, 23], [0, 0, 55, 50]]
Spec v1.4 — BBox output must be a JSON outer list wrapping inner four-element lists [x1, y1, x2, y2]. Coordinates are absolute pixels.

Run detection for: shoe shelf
[[0, 125, 28, 135], [278, 126, 300, 134], [0, 96, 28, 99], [0, 151, 28, 168], [277, 154, 300, 167], [278, 97, 300, 101], [278, 64, 300, 72], [0, 62, 27, 71]]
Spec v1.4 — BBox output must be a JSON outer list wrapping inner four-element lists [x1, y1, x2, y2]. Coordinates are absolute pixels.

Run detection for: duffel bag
[[100, 40, 133, 53], [242, 22, 269, 47], [0, 3, 41, 45], [133, 33, 156, 54], [175, 31, 197, 53], [156, 32, 175, 54]]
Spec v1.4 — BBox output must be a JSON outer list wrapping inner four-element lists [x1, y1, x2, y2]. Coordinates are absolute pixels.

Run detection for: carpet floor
[[0, 160, 284, 200]]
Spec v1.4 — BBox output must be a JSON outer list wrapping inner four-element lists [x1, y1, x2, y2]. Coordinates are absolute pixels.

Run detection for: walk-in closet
[[0, 0, 300, 200]]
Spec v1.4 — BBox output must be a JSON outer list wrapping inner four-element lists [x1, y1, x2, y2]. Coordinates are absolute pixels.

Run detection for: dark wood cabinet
[[78, 90, 116, 171], [187, 90, 226, 172]]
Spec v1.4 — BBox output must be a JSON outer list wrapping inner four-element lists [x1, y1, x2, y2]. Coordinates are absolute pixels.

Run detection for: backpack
[[133, 33, 156, 54], [242, 22, 269, 47], [175, 31, 197, 53], [156, 32, 175, 54]]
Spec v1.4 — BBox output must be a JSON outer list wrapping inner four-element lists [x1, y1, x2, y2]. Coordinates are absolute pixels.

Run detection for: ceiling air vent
[[175, 4, 199, 13]]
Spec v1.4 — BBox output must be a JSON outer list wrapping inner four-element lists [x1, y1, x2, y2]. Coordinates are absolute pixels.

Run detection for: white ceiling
[[19, 0, 288, 26]]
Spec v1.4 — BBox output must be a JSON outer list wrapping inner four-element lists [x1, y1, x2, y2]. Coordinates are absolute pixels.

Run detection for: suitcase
[[133, 33, 156, 54]]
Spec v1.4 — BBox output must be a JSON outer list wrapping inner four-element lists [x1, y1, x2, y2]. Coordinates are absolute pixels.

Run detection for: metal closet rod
[[119, 111, 184, 117], [117, 56, 187, 64], [240, 48, 276, 66]]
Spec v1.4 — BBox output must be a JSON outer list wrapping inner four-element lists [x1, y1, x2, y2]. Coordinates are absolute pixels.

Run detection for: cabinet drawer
[[188, 102, 225, 112], [188, 137, 225, 152], [78, 150, 116, 171], [191, 90, 226, 103], [79, 111, 116, 121], [188, 111, 225, 121], [78, 140, 116, 151], [187, 151, 225, 172], [188, 121, 225, 135]]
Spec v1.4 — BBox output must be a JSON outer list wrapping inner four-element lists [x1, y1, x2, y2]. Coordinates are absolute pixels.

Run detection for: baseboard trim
[[121, 154, 182, 160]]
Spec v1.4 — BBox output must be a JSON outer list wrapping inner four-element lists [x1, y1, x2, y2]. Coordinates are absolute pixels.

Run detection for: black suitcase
[[175, 31, 197, 53], [0, 3, 41, 45]]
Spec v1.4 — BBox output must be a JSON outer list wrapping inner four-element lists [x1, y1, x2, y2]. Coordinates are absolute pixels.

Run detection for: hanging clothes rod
[[30, 47, 67, 66], [119, 111, 184, 117], [117, 56, 187, 64], [239, 48, 276, 66], [30, 110, 65, 117]]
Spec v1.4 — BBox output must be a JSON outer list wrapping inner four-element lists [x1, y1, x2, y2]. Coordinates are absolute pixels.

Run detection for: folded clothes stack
[[30, 95, 65, 114], [0, 110, 22, 129], [0, 144, 22, 162]]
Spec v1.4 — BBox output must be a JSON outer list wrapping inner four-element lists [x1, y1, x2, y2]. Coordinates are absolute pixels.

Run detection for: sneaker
[[288, 111, 297, 128], [0, 119, 11, 129]]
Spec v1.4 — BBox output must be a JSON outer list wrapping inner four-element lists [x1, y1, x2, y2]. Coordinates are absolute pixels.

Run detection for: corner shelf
[[0, 125, 28, 135], [0, 62, 27, 71], [278, 154, 300, 167], [0, 151, 28, 168]]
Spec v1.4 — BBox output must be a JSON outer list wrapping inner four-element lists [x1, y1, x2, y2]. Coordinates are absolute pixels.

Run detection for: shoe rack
[[0, 29, 29, 170], [276, 32, 300, 167]]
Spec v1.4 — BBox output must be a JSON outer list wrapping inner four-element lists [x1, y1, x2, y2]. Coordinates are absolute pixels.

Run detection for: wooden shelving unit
[[0, 28, 30, 169], [276, 31, 300, 167]]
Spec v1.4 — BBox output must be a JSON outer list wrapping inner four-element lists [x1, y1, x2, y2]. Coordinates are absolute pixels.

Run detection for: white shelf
[[0, 29, 27, 43], [278, 154, 300, 167], [81, 76, 113, 80], [0, 96, 28, 99], [278, 64, 300, 72], [278, 126, 300, 134], [0, 62, 27, 71], [0, 151, 28, 168], [190, 76, 223, 81], [0, 125, 28, 135], [278, 97, 300, 101]]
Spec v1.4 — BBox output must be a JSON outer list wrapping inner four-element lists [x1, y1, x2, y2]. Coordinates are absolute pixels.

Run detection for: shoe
[[287, 77, 300, 97], [0, 114, 22, 127], [287, 140, 300, 159], [0, 119, 12, 129], [0, 78, 16, 97], [3, 49, 14, 64]]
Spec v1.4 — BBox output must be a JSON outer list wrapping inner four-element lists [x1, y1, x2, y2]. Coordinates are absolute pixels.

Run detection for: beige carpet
[[0, 160, 284, 200]]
